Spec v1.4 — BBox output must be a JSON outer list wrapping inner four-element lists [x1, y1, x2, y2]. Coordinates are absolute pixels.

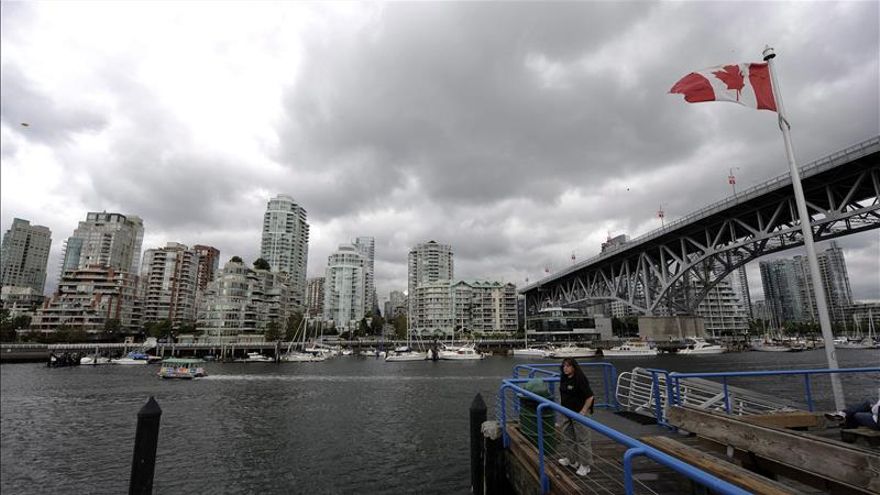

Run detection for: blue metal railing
[[512, 362, 619, 409], [498, 377, 750, 495], [668, 367, 880, 413]]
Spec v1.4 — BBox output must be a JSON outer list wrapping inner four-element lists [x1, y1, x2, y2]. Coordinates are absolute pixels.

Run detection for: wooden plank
[[641, 435, 798, 495], [506, 425, 583, 494], [841, 428, 880, 448], [740, 411, 826, 430], [666, 406, 880, 494]]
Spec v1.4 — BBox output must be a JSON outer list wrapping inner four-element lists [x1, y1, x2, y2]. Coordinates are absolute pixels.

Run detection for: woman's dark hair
[[560, 357, 587, 382]]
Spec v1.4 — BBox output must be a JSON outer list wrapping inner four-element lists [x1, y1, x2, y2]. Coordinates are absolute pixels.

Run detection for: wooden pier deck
[[501, 407, 880, 494]]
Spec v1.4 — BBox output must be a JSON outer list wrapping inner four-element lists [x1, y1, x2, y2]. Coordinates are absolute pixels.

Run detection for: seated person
[[826, 395, 880, 430]]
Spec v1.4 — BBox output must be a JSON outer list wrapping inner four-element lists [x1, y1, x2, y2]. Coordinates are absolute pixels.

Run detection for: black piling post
[[129, 396, 162, 495], [470, 393, 487, 495]]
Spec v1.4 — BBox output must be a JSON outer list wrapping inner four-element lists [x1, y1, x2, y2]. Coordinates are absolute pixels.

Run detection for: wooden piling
[[129, 397, 162, 495], [470, 393, 487, 495]]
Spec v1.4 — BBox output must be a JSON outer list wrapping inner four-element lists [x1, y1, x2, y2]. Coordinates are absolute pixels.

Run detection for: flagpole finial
[[762, 45, 776, 61]]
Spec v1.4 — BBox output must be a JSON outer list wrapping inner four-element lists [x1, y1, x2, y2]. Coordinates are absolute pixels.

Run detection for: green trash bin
[[518, 378, 556, 453]]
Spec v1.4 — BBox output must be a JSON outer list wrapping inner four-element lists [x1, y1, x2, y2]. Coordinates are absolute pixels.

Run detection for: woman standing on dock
[[558, 357, 594, 476]]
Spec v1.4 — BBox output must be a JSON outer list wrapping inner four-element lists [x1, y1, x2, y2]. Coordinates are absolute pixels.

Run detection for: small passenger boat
[[157, 358, 207, 379]]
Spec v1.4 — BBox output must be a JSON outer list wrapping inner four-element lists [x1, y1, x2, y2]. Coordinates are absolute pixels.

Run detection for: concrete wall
[[594, 317, 613, 340], [638, 316, 706, 340]]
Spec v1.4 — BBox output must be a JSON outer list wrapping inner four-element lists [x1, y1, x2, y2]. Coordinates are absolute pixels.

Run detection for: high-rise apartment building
[[452, 281, 518, 334], [323, 245, 365, 332], [410, 280, 517, 336], [61, 212, 144, 276], [407, 240, 453, 330], [760, 258, 806, 325], [193, 245, 220, 292], [140, 243, 199, 328], [260, 194, 309, 309], [198, 259, 290, 343], [410, 281, 454, 336], [794, 241, 853, 325], [354, 236, 377, 315], [305, 276, 325, 318], [730, 266, 753, 320], [601, 234, 629, 254], [760, 242, 853, 325], [692, 277, 749, 336], [0, 218, 52, 301], [389, 290, 407, 318], [31, 266, 140, 333]]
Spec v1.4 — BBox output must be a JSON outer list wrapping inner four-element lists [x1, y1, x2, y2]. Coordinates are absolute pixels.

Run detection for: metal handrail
[[498, 378, 750, 495], [669, 367, 880, 413], [521, 135, 880, 292]]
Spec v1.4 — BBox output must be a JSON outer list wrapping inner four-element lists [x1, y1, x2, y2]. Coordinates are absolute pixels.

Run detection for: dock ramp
[[616, 367, 803, 420]]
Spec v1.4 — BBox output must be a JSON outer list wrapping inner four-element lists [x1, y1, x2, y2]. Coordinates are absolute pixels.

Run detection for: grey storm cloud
[[0, 64, 107, 143], [1, 1, 878, 301]]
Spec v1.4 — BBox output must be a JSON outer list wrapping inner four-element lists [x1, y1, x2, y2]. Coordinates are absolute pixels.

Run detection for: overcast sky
[[1, 1, 878, 304]]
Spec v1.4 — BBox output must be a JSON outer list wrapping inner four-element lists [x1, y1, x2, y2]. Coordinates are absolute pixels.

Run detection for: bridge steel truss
[[523, 137, 880, 317]]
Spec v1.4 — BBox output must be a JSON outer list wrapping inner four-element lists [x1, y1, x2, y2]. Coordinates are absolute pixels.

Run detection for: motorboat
[[678, 338, 725, 355], [111, 351, 152, 365], [602, 341, 658, 357], [439, 344, 484, 360], [751, 340, 793, 352], [157, 358, 207, 379], [547, 344, 597, 358], [385, 349, 427, 362], [80, 355, 112, 365], [280, 351, 327, 362], [512, 347, 551, 358], [836, 337, 879, 349], [236, 352, 273, 362]]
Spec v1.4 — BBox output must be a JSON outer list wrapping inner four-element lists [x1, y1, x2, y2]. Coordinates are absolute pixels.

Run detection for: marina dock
[[479, 363, 880, 495]]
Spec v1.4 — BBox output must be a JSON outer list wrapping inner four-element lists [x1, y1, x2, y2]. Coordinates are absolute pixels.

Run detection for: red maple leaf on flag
[[711, 64, 745, 101]]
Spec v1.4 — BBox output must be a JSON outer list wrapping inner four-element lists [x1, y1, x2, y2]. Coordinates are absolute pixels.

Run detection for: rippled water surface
[[2, 349, 877, 494]]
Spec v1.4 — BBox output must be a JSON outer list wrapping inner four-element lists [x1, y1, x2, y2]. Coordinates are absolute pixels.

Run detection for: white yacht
[[385, 349, 427, 362], [678, 338, 725, 355], [602, 341, 658, 357], [751, 340, 793, 352], [512, 347, 551, 358], [439, 344, 484, 361], [237, 352, 273, 362], [280, 351, 327, 362], [547, 343, 597, 358]]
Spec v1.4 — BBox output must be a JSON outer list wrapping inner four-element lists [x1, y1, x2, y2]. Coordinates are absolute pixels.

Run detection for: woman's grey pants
[[560, 417, 593, 466]]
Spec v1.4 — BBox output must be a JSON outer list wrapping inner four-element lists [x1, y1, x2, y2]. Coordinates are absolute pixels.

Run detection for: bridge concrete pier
[[638, 316, 706, 340]]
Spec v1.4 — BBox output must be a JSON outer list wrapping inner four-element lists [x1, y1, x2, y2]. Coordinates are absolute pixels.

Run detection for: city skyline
[[2, 2, 878, 303]]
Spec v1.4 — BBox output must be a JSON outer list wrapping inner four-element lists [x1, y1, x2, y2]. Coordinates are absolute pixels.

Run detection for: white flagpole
[[763, 46, 845, 411]]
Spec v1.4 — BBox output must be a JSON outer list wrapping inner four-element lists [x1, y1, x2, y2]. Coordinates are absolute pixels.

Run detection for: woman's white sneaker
[[576, 465, 591, 476], [558, 457, 572, 467]]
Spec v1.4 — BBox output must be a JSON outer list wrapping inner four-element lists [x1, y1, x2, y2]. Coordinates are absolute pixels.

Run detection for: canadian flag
[[670, 63, 777, 112]]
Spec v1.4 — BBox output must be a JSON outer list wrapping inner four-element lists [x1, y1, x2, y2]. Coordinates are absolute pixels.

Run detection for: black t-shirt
[[560, 371, 594, 412]]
